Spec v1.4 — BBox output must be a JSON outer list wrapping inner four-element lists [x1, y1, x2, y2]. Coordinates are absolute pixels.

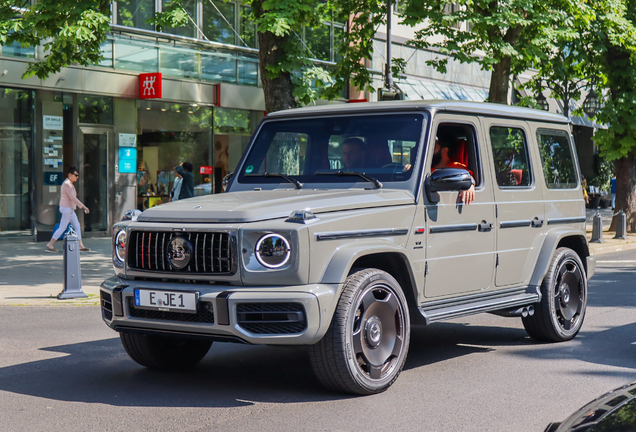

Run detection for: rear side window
[[536, 128, 578, 189], [489, 126, 532, 187]]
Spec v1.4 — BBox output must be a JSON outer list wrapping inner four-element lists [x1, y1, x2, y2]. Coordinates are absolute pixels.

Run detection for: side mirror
[[425, 168, 473, 203], [121, 209, 142, 222]]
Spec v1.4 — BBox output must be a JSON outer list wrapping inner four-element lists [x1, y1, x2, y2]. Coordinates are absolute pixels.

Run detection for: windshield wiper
[[245, 172, 303, 189], [315, 170, 383, 189]]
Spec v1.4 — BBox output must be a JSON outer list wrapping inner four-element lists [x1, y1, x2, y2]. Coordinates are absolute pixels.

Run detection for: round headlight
[[115, 230, 127, 263], [255, 234, 291, 269]]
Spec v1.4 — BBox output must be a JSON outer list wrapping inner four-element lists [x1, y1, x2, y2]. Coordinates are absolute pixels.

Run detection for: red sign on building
[[139, 73, 162, 99], [200, 166, 214, 175]]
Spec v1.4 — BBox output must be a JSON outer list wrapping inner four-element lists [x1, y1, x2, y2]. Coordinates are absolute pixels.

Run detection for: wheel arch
[[530, 230, 590, 288], [349, 252, 419, 315], [319, 242, 421, 321]]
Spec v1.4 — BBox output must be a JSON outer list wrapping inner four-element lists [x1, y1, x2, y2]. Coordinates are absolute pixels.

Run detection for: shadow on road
[[0, 261, 634, 405]]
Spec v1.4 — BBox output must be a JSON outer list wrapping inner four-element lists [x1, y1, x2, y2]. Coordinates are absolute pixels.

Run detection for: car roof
[[265, 100, 569, 124]]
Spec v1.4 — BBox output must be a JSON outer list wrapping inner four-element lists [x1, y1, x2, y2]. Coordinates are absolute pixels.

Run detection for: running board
[[418, 289, 539, 325]]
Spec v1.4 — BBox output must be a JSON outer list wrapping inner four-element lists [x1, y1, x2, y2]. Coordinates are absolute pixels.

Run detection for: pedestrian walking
[[45, 166, 91, 253], [175, 161, 195, 199], [170, 169, 183, 202]]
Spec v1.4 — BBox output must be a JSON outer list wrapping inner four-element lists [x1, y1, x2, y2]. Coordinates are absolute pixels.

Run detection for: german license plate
[[134, 289, 197, 313]]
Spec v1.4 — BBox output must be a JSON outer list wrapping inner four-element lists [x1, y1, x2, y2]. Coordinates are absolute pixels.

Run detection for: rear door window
[[489, 126, 532, 188]]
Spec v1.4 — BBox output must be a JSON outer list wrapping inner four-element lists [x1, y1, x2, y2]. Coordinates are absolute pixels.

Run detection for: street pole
[[385, 0, 393, 90]]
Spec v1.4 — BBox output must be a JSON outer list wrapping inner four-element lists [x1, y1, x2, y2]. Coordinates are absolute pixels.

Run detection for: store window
[[78, 95, 114, 125], [0, 87, 33, 237], [116, 0, 155, 30], [136, 101, 213, 210], [213, 108, 255, 187]]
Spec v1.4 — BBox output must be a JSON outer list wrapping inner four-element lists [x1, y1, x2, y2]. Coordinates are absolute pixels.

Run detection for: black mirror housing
[[425, 168, 473, 203]]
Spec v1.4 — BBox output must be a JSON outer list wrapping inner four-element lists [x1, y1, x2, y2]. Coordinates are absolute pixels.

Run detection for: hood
[[137, 189, 415, 223]]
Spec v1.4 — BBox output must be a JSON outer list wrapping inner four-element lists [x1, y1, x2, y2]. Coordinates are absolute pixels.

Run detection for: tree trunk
[[257, 30, 296, 113], [488, 58, 512, 104], [609, 154, 636, 232], [251, 0, 296, 113]]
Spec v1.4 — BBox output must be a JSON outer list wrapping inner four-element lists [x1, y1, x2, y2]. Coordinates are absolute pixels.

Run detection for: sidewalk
[[0, 221, 634, 307], [0, 237, 113, 307]]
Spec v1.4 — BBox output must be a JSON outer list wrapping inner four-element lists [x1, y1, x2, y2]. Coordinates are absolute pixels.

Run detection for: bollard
[[57, 230, 88, 299], [590, 211, 604, 243], [614, 210, 628, 240]]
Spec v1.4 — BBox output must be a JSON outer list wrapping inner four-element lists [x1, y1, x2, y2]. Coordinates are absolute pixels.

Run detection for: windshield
[[236, 113, 426, 188]]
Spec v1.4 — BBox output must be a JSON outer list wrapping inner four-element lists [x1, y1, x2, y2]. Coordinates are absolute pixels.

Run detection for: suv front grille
[[128, 230, 234, 275], [127, 297, 215, 323], [236, 303, 307, 334]]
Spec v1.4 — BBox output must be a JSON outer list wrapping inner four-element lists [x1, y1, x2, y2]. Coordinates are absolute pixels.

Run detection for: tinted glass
[[79, 95, 114, 125], [537, 128, 578, 189], [117, 0, 155, 30], [490, 126, 532, 187], [305, 24, 330, 61], [240, 6, 257, 48], [238, 114, 425, 186], [203, 1, 236, 45], [162, 0, 197, 37]]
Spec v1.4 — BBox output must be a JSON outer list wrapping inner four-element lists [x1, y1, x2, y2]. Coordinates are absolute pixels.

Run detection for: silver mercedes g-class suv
[[101, 100, 595, 395]]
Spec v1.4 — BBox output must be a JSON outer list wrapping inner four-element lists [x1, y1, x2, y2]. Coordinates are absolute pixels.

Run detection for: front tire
[[309, 269, 411, 395], [120, 332, 212, 370], [522, 247, 587, 342]]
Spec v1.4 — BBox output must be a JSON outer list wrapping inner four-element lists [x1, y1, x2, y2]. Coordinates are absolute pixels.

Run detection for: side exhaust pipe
[[490, 305, 535, 318]]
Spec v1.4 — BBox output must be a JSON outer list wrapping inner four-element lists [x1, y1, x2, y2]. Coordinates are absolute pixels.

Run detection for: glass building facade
[[0, 87, 33, 238]]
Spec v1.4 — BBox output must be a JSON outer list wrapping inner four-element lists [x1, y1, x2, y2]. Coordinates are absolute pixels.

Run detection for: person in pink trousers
[[45, 166, 91, 252]]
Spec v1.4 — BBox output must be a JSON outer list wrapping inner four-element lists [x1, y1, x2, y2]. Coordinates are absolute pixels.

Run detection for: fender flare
[[319, 240, 411, 284], [529, 229, 590, 289]]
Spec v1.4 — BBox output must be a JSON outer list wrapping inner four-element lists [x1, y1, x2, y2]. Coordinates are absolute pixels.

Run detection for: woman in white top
[[46, 166, 91, 252], [170, 169, 183, 202]]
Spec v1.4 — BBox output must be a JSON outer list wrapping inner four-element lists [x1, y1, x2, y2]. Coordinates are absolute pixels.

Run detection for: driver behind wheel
[[342, 138, 367, 169]]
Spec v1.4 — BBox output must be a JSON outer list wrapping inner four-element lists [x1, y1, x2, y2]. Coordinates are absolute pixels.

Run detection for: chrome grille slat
[[210, 233, 215, 272], [128, 230, 233, 275], [161, 233, 166, 271], [154, 232, 159, 270], [202, 233, 207, 273], [195, 233, 199, 272]]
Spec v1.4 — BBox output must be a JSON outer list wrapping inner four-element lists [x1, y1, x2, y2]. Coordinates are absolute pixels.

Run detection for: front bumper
[[100, 276, 340, 345]]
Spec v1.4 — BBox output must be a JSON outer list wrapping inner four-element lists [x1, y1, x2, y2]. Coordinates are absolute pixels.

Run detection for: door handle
[[478, 221, 493, 232], [532, 217, 544, 228]]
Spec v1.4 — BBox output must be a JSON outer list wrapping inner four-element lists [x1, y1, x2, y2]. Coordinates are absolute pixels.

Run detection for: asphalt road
[[1, 250, 635, 432]]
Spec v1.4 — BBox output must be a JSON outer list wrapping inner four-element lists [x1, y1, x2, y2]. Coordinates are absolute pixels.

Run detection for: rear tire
[[120, 332, 212, 370], [309, 268, 410, 395], [522, 247, 587, 342]]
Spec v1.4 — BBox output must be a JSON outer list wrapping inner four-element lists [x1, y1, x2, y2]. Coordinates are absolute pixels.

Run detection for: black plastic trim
[[429, 223, 478, 234], [547, 217, 587, 225], [315, 228, 409, 241], [114, 326, 249, 344], [500, 220, 532, 229], [216, 291, 232, 325]]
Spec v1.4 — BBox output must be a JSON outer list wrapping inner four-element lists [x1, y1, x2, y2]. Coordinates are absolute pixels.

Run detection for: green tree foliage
[[400, 0, 568, 104], [519, 1, 598, 118], [0, 0, 111, 79], [584, 0, 636, 230]]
